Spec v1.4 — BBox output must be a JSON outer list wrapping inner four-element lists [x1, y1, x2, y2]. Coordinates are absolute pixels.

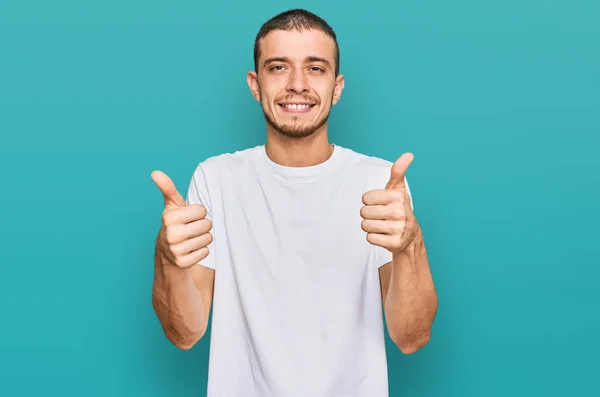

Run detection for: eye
[[309, 67, 325, 73], [270, 65, 285, 71]]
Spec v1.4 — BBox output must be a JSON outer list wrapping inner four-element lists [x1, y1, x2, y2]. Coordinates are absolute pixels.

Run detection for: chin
[[273, 124, 319, 139], [262, 104, 330, 139], [269, 119, 329, 139]]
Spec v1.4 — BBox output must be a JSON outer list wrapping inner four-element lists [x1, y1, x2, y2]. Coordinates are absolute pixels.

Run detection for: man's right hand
[[151, 170, 213, 269]]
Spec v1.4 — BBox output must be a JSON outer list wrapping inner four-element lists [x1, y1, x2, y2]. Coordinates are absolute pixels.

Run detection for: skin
[[361, 153, 438, 353], [151, 170, 214, 349], [151, 28, 438, 354], [246, 28, 344, 168]]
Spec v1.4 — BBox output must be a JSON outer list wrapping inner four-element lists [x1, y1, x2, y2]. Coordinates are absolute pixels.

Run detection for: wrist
[[392, 227, 420, 258], [391, 232, 418, 256], [155, 247, 190, 279]]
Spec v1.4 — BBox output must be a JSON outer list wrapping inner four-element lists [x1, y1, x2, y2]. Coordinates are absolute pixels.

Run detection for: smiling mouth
[[278, 103, 316, 113]]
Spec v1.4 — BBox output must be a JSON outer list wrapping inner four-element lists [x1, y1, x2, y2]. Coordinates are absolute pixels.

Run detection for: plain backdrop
[[1, 1, 598, 396]]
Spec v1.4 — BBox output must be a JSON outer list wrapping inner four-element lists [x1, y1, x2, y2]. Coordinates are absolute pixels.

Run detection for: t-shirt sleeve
[[185, 164, 216, 270], [376, 175, 414, 268]]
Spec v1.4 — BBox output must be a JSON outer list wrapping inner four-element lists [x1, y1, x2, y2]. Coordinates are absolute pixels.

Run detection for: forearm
[[152, 249, 208, 349], [384, 226, 438, 353]]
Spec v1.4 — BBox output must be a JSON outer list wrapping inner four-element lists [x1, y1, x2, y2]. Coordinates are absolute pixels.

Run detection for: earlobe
[[246, 71, 261, 102], [332, 74, 345, 105]]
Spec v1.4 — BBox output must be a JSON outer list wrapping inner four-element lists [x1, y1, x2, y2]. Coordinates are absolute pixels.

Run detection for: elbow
[[391, 331, 431, 355], [172, 338, 199, 351], [167, 319, 208, 350], [165, 328, 205, 351], [152, 297, 207, 351], [399, 337, 430, 355]]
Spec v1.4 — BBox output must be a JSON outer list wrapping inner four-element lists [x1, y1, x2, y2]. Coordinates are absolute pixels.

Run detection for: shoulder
[[190, 145, 262, 179], [337, 145, 393, 169], [335, 145, 394, 187], [199, 145, 261, 170], [185, 146, 261, 206], [337, 145, 415, 207]]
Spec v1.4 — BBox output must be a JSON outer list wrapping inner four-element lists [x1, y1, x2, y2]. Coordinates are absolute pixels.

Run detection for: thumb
[[385, 152, 414, 189], [151, 170, 187, 207]]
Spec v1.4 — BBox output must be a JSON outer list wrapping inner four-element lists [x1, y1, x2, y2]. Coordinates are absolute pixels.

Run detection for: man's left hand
[[360, 153, 418, 254]]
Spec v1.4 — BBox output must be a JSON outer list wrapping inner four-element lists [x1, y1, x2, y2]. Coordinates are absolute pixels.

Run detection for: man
[[151, 8, 438, 397]]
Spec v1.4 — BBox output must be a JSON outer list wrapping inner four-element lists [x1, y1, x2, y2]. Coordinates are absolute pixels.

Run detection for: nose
[[286, 69, 309, 94]]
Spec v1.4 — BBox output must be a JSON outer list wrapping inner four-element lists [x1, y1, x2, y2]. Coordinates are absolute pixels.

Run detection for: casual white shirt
[[185, 144, 413, 397]]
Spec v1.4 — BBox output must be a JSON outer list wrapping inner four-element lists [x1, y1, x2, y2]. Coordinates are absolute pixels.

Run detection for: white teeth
[[284, 104, 311, 110]]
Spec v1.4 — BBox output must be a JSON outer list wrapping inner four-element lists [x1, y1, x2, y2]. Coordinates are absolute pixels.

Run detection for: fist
[[151, 170, 213, 269], [360, 153, 418, 254]]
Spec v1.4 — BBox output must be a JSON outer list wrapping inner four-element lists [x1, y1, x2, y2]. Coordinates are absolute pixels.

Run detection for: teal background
[[1, 0, 598, 396]]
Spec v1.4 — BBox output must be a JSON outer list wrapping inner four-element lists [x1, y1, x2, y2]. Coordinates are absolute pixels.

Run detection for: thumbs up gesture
[[151, 170, 213, 269], [360, 153, 418, 254]]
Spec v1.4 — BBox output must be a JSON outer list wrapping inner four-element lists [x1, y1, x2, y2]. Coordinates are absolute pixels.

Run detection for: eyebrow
[[263, 56, 331, 67]]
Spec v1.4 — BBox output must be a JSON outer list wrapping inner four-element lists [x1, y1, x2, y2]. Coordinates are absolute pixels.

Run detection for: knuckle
[[200, 247, 210, 261], [175, 258, 191, 268], [180, 251, 197, 268], [192, 204, 207, 218], [168, 253, 183, 268], [362, 192, 370, 204], [395, 235, 404, 246], [392, 190, 404, 201], [359, 206, 367, 218], [161, 211, 172, 226], [163, 208, 182, 226], [170, 242, 184, 256], [165, 227, 180, 245], [366, 233, 378, 245], [394, 221, 406, 233], [197, 219, 211, 234], [391, 207, 404, 220]]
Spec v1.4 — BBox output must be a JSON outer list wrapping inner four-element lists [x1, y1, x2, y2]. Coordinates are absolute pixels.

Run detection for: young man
[[151, 8, 438, 397]]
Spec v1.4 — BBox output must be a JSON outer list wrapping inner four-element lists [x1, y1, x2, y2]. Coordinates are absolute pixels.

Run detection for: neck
[[265, 126, 334, 167]]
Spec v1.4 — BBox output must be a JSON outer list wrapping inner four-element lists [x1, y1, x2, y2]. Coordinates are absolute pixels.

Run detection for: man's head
[[247, 9, 345, 139]]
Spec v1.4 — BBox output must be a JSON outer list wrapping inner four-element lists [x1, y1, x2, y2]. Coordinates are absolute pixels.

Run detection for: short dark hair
[[253, 9, 340, 76]]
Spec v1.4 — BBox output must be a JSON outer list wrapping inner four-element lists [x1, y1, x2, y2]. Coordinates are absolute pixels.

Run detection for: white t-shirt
[[185, 144, 413, 397]]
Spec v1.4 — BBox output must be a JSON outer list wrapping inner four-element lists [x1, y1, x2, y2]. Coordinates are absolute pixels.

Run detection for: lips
[[279, 103, 315, 110], [278, 100, 317, 114]]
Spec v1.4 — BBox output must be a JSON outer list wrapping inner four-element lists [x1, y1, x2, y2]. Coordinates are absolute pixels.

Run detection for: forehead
[[259, 29, 336, 63]]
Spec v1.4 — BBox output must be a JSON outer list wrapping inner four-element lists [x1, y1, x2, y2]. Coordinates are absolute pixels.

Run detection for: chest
[[212, 175, 374, 276]]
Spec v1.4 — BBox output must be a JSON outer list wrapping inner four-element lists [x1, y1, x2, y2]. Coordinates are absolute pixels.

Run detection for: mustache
[[276, 95, 319, 104]]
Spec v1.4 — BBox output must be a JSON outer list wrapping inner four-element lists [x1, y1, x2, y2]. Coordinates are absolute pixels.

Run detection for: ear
[[332, 74, 345, 105], [247, 71, 261, 102]]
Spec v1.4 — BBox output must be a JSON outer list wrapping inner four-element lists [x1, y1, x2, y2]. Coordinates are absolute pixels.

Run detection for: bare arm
[[150, 170, 215, 350], [152, 252, 215, 350], [360, 153, 437, 354], [379, 224, 438, 354]]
